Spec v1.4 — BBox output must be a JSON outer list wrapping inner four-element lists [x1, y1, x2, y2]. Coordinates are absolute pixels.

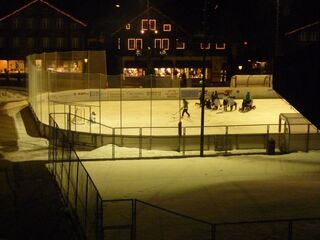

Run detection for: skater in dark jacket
[[181, 98, 190, 117]]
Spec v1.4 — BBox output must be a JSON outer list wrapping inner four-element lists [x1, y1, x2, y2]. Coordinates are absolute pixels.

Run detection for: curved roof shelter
[[279, 113, 318, 134]]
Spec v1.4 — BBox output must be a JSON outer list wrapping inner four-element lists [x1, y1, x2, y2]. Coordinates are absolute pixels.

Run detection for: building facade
[[105, 6, 230, 87], [0, 0, 87, 76]]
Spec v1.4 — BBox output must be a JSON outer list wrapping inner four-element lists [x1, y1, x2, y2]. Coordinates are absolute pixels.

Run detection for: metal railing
[[48, 114, 104, 240]]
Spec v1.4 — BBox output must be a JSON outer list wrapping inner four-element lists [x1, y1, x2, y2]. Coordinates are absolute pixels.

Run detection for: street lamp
[[200, 0, 208, 157]]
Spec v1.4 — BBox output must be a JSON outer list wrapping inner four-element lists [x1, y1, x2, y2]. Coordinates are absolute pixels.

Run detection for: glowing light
[[238, 65, 243, 70], [84, 58, 88, 63], [115, 4, 120, 8], [154, 30, 158, 34], [141, 30, 145, 34]]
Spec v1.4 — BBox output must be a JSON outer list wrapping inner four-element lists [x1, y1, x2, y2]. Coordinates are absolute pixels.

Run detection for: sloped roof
[[285, 20, 320, 36], [0, 0, 87, 27]]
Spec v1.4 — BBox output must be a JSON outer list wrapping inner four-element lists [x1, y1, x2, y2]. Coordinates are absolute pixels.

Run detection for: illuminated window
[[126, 23, 131, 30], [128, 39, 135, 50], [118, 38, 121, 49], [141, 19, 148, 31], [154, 39, 161, 49], [163, 24, 171, 32], [176, 40, 185, 49], [215, 43, 226, 50], [136, 38, 143, 49], [141, 19, 156, 31], [162, 38, 169, 50], [127, 38, 143, 50], [200, 43, 211, 49], [149, 19, 156, 30], [154, 38, 169, 50]]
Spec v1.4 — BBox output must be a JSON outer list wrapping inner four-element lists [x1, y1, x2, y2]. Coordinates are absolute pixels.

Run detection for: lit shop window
[[189, 68, 206, 79], [200, 43, 210, 49], [7, 60, 25, 73], [126, 23, 131, 30], [163, 24, 171, 32], [215, 43, 226, 50], [123, 68, 145, 77], [154, 68, 172, 77]]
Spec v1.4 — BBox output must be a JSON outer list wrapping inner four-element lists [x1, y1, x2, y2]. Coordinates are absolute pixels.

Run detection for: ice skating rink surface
[[52, 98, 299, 135]]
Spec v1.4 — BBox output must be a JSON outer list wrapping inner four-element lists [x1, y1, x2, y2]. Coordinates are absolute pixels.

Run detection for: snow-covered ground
[[2, 88, 320, 239]]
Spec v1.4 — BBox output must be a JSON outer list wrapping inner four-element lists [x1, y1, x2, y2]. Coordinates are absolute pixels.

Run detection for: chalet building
[[104, 6, 230, 87], [0, 0, 87, 76]]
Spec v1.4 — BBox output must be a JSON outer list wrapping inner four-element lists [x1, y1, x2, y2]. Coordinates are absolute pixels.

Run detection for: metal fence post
[[225, 126, 229, 154], [211, 224, 216, 240], [288, 220, 293, 240], [183, 127, 186, 156], [139, 128, 142, 158], [112, 128, 115, 159], [84, 174, 89, 236], [131, 199, 136, 240], [306, 124, 310, 152]]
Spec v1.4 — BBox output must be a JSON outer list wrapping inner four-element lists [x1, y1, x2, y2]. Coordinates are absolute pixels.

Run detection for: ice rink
[[52, 98, 299, 135]]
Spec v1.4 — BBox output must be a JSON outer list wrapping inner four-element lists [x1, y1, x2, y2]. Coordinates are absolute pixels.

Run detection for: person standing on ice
[[90, 111, 96, 123], [181, 98, 190, 117]]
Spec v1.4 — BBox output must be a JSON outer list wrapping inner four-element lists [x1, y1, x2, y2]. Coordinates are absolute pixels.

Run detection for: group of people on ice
[[181, 90, 255, 118], [195, 90, 255, 112]]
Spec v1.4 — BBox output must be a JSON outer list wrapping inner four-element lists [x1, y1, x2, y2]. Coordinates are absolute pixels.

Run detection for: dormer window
[[125, 23, 131, 30], [163, 24, 171, 32]]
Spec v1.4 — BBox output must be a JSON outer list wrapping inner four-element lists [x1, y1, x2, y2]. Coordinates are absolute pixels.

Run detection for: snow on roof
[[0, 0, 87, 27]]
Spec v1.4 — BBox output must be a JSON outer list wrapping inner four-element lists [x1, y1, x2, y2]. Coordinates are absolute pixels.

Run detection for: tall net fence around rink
[[28, 51, 320, 157]]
